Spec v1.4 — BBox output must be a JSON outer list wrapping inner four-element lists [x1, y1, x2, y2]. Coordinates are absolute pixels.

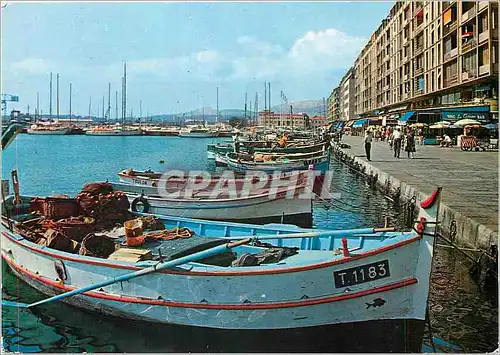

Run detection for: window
[[444, 34, 457, 53], [478, 13, 488, 34], [431, 71, 435, 91], [431, 30, 434, 44], [479, 44, 489, 66], [387, 61, 390, 70], [493, 42, 498, 64], [431, 48, 435, 67], [462, 51, 477, 75], [492, 7, 497, 30]]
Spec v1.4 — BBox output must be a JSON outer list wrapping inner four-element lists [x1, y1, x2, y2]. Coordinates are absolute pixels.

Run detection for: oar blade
[[2, 299, 29, 308]]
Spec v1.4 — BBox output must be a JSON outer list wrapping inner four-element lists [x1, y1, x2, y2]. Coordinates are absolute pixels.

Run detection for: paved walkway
[[341, 135, 498, 233]]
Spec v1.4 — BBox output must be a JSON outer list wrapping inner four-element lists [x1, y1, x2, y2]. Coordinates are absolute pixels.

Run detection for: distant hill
[[271, 100, 327, 116]]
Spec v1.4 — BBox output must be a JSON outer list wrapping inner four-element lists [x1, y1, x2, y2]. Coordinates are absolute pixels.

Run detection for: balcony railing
[[444, 75, 459, 87], [414, 67, 424, 75], [462, 38, 477, 52], [461, 7, 476, 24], [443, 22, 458, 36], [478, 1, 488, 11], [414, 45, 424, 56], [461, 70, 477, 81], [478, 31, 489, 44], [479, 64, 490, 76], [443, 48, 458, 61]]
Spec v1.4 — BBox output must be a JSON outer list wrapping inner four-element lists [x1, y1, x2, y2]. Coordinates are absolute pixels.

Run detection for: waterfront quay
[[337, 135, 498, 250]]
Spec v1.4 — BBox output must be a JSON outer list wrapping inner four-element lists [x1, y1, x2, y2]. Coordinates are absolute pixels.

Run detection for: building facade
[[349, 1, 498, 124], [259, 111, 310, 130], [339, 68, 357, 121], [327, 86, 341, 122]]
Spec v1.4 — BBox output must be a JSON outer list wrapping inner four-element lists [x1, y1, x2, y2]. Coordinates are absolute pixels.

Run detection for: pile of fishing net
[[75, 182, 132, 229]]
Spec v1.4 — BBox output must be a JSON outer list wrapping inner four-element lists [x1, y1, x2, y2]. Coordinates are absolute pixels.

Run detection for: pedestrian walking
[[417, 128, 424, 145], [364, 129, 373, 161], [393, 127, 402, 158], [405, 129, 416, 159]]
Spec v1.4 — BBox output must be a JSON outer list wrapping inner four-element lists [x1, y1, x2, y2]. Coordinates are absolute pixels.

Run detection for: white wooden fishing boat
[[86, 125, 142, 136], [224, 151, 331, 172], [117, 169, 317, 190], [27, 124, 70, 135], [179, 125, 218, 138], [110, 181, 313, 226], [1, 187, 441, 352]]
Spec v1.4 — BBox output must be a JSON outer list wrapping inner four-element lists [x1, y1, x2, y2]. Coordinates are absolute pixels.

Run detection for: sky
[[1, 1, 393, 117]]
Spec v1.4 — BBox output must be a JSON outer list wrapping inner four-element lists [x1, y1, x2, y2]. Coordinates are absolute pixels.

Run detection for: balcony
[[479, 64, 490, 76], [443, 22, 458, 36], [414, 67, 424, 75], [478, 31, 489, 44], [443, 48, 458, 61], [444, 75, 459, 88], [414, 45, 424, 56], [478, 1, 488, 11], [461, 7, 476, 24], [461, 70, 477, 81], [462, 38, 477, 52]]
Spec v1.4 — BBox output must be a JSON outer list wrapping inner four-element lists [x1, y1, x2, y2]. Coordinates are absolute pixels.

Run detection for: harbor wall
[[332, 146, 498, 250]]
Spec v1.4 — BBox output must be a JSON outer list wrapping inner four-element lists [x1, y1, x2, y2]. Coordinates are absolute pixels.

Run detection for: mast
[[115, 91, 118, 121], [56, 73, 60, 119], [102, 96, 105, 121], [264, 81, 267, 111], [254, 92, 258, 125], [49, 72, 53, 117], [249, 100, 253, 125], [107, 82, 111, 120], [268, 82, 271, 112], [216, 86, 219, 124], [88, 96, 92, 119], [139, 100, 142, 122], [69, 82, 72, 123], [122, 63, 127, 125], [244, 92, 247, 123], [36, 92, 40, 121]]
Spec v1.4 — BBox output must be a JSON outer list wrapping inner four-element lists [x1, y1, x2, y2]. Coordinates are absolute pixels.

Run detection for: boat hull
[[85, 129, 143, 136], [123, 193, 313, 227], [225, 155, 330, 173], [2, 259, 425, 352], [179, 132, 218, 138], [26, 128, 70, 135]]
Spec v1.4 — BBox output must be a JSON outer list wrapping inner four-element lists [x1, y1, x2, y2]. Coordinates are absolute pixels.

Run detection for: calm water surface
[[1, 134, 497, 352]]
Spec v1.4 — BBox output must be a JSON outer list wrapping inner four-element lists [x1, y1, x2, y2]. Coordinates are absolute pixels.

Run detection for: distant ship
[[85, 124, 142, 136], [179, 125, 218, 138], [26, 124, 71, 135]]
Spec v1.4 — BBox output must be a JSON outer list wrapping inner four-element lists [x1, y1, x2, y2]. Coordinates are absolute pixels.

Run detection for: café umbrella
[[451, 119, 481, 128]]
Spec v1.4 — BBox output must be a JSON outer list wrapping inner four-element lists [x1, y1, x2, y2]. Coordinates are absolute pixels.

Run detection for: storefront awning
[[345, 120, 356, 128], [352, 119, 368, 128], [399, 111, 416, 122]]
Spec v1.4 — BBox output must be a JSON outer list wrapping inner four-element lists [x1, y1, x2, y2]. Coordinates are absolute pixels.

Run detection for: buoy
[[159, 160, 165, 164]]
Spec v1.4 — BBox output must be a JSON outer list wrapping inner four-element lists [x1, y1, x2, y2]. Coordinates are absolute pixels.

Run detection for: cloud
[[10, 58, 53, 74]]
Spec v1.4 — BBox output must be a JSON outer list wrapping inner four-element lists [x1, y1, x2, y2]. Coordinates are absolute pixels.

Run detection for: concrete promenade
[[338, 135, 498, 249]]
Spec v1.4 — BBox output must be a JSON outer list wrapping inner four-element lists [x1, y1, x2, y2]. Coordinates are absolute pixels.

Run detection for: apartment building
[[350, 0, 498, 124], [259, 111, 310, 130], [327, 86, 341, 122], [339, 68, 356, 121]]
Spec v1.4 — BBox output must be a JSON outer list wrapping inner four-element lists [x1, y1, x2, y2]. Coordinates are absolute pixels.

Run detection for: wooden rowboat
[[0, 187, 441, 352], [207, 140, 327, 159], [224, 151, 331, 172]]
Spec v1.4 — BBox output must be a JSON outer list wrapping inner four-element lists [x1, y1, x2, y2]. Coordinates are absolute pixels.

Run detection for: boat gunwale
[[2, 253, 419, 310], [1, 228, 422, 276]]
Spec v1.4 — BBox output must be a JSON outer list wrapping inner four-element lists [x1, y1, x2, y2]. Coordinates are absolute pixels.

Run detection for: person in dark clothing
[[364, 129, 373, 161], [405, 129, 416, 158]]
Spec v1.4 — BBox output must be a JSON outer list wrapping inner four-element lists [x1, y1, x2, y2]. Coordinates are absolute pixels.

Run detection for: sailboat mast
[[107, 82, 111, 120], [49, 72, 53, 117], [264, 82, 267, 111], [36, 92, 40, 121], [216, 86, 219, 124], [254, 92, 258, 125], [244, 93, 247, 123], [69, 82, 72, 123], [115, 91, 118, 121], [268, 82, 271, 112], [122, 63, 127, 125], [56, 73, 60, 119], [88, 96, 92, 119]]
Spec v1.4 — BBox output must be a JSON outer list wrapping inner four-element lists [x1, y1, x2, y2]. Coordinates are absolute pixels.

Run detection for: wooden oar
[[227, 227, 397, 241], [3, 238, 251, 309]]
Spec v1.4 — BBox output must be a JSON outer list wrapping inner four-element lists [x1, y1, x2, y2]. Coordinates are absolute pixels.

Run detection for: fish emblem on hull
[[366, 297, 386, 309]]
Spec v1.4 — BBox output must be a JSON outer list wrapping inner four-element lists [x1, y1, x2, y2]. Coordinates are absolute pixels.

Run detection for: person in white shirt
[[441, 134, 452, 147], [364, 129, 373, 161], [392, 127, 403, 158]]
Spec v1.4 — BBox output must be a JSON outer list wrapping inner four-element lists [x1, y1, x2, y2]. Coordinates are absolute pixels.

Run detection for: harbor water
[[2, 135, 498, 352]]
